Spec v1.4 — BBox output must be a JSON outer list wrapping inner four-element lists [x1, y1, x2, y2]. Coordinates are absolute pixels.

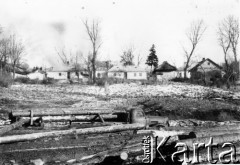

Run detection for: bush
[[42, 78, 56, 85], [95, 77, 126, 86], [14, 77, 41, 84], [15, 77, 30, 84], [29, 78, 41, 84], [170, 77, 188, 82], [0, 72, 12, 87]]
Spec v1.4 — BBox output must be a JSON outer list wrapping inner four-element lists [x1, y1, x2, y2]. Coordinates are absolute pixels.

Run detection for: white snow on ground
[[9, 83, 240, 100]]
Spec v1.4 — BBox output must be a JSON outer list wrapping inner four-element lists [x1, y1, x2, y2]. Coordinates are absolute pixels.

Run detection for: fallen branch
[[0, 118, 32, 136]]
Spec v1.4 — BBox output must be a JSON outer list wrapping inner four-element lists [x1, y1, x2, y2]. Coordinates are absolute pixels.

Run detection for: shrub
[[42, 78, 56, 85], [0, 72, 12, 87], [170, 77, 188, 82], [15, 77, 41, 84], [14, 77, 30, 84]]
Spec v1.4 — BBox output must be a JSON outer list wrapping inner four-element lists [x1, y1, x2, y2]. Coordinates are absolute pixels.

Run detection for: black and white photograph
[[0, 0, 239, 164]]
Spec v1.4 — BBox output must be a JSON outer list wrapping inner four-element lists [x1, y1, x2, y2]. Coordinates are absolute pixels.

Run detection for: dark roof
[[189, 58, 222, 72], [154, 61, 177, 73], [1, 63, 31, 75]]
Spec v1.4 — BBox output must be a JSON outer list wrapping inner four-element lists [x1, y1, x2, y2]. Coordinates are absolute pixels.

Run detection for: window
[[139, 73, 142, 76], [97, 73, 101, 78], [208, 62, 210, 65], [114, 73, 117, 76], [59, 73, 62, 76], [118, 73, 121, 76], [134, 73, 136, 77]]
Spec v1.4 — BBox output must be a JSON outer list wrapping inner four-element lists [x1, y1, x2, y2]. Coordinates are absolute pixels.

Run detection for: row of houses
[[12, 58, 240, 83]]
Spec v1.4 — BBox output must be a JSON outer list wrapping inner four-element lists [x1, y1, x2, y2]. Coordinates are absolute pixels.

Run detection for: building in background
[[108, 65, 147, 80], [153, 61, 177, 81]]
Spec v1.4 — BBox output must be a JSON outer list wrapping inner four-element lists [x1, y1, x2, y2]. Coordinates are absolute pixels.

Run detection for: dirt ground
[[0, 82, 240, 164], [1, 82, 239, 121]]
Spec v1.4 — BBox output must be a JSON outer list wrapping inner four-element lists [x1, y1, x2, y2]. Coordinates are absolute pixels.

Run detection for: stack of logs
[[0, 107, 240, 164]]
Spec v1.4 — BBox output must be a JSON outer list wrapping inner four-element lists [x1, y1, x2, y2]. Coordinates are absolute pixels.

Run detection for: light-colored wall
[[12, 73, 27, 79], [176, 71, 190, 78], [70, 72, 84, 79], [197, 61, 220, 72], [28, 72, 45, 80], [108, 72, 125, 79], [96, 71, 106, 78], [127, 72, 147, 80], [157, 72, 177, 81], [47, 71, 68, 80]]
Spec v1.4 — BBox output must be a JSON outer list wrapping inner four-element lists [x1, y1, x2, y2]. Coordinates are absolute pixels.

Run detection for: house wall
[[157, 71, 178, 81], [127, 72, 147, 80], [197, 61, 220, 72], [70, 72, 84, 80], [96, 71, 106, 78], [176, 71, 190, 78], [12, 73, 27, 79], [108, 72, 125, 79], [47, 72, 68, 80], [28, 72, 45, 80]]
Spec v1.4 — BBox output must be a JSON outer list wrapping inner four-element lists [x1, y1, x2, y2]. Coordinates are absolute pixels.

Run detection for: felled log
[[0, 118, 32, 136], [41, 115, 118, 122], [11, 108, 123, 117], [0, 123, 146, 144]]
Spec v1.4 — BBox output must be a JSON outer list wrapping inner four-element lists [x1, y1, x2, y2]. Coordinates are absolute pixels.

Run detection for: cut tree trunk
[[0, 123, 146, 144], [11, 108, 122, 117]]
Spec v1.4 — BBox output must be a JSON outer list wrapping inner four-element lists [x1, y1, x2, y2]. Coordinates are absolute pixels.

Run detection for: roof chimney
[[202, 58, 205, 61]]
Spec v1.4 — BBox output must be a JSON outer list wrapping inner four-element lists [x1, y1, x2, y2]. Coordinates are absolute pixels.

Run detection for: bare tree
[[182, 20, 206, 78], [83, 19, 102, 84], [136, 53, 143, 66], [8, 35, 25, 79], [82, 52, 93, 80], [219, 16, 239, 77], [0, 38, 10, 72], [218, 20, 232, 75], [55, 47, 71, 65], [120, 46, 135, 66], [218, 16, 239, 88]]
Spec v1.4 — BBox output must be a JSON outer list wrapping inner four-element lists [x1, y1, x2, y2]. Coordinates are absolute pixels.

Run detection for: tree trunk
[[92, 55, 96, 84], [13, 66, 15, 79], [11, 107, 117, 117], [184, 68, 187, 79], [0, 123, 145, 144]]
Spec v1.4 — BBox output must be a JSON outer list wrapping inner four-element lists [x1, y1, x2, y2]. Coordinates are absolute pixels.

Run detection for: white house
[[108, 65, 147, 80], [27, 70, 45, 80], [47, 70, 69, 80]]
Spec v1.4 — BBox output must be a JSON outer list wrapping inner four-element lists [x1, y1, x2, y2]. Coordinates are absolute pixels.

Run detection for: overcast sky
[[0, 0, 239, 68]]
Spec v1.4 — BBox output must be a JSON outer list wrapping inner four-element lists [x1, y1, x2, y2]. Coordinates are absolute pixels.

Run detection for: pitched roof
[[189, 58, 222, 72], [1, 63, 31, 75], [108, 65, 147, 72], [154, 61, 177, 72]]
